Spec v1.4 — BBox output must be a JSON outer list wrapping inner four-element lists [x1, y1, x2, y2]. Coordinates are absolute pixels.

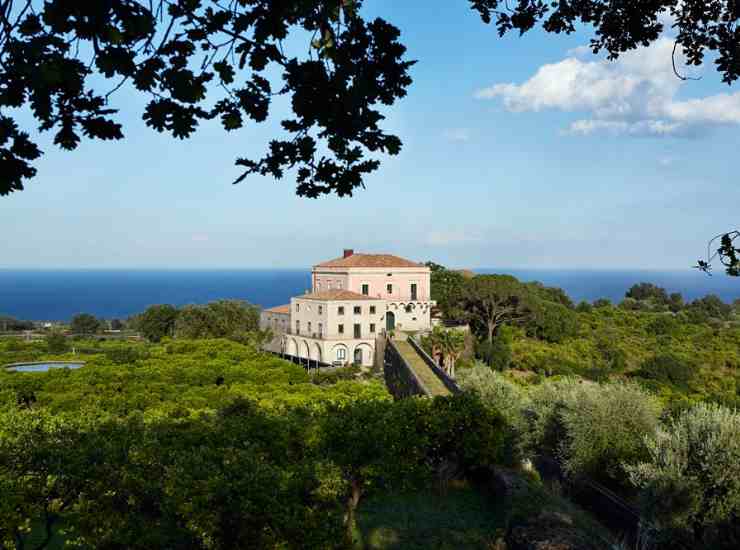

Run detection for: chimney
[[343, 248, 354, 258]]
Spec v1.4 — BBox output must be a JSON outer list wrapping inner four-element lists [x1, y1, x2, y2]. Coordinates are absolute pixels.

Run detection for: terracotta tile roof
[[315, 253, 424, 268], [298, 289, 381, 301], [264, 304, 290, 314]]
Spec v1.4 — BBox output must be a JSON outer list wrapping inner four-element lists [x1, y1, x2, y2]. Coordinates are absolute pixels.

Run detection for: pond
[[5, 362, 85, 373]]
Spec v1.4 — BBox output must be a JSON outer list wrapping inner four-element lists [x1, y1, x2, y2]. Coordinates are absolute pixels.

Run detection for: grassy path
[[393, 340, 450, 397]]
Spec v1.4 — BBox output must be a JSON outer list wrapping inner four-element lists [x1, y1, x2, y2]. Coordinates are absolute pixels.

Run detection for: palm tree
[[438, 328, 466, 379], [425, 326, 466, 379]]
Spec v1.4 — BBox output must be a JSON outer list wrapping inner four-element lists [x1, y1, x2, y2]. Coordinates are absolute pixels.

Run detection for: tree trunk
[[345, 479, 363, 543], [487, 322, 496, 367]]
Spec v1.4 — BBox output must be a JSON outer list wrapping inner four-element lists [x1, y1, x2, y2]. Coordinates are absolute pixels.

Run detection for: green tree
[[626, 282, 670, 304], [526, 300, 579, 343], [526, 379, 662, 485], [44, 331, 68, 354], [627, 403, 740, 547], [636, 353, 695, 390], [70, 313, 101, 335], [668, 292, 685, 313], [137, 304, 178, 342], [428, 326, 466, 378], [427, 263, 467, 321], [527, 281, 574, 309], [174, 300, 260, 340], [686, 294, 732, 323], [461, 274, 533, 352], [475, 324, 512, 370]]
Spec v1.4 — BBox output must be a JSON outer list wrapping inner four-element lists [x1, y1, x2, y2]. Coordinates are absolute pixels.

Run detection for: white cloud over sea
[[475, 38, 740, 137]]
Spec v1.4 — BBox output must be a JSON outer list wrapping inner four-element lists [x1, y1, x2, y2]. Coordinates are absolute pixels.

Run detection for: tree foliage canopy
[[0, 0, 413, 198], [2, 0, 738, 198], [69, 312, 102, 335]]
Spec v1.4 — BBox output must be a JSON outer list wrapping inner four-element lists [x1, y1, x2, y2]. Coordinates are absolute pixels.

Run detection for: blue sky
[[2, 1, 739, 270]]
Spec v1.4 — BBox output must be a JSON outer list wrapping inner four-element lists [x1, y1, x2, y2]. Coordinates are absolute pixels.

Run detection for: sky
[[2, 1, 739, 270]]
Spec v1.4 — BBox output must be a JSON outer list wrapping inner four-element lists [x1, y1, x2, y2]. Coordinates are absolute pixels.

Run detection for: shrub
[[636, 354, 694, 390], [525, 380, 662, 485], [627, 403, 740, 548], [104, 346, 149, 365], [646, 314, 678, 337], [475, 325, 512, 370], [45, 332, 68, 354], [526, 301, 579, 343], [138, 304, 178, 342], [458, 367, 529, 430]]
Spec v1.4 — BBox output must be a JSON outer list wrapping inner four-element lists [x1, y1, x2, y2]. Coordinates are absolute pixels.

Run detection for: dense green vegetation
[[426, 267, 740, 547], [0, 337, 514, 549], [3, 272, 740, 549], [431, 267, 740, 411]]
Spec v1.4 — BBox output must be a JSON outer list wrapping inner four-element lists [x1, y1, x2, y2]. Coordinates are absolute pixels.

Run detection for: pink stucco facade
[[261, 251, 435, 367]]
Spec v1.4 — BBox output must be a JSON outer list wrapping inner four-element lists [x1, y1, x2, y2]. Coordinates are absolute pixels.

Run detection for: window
[[317, 282, 321, 291], [338, 280, 343, 289], [337, 348, 346, 360], [354, 324, 361, 338], [295, 320, 300, 334], [338, 324, 344, 334], [353, 306, 361, 314], [370, 306, 376, 315], [361, 284, 369, 296], [318, 322, 323, 335], [405, 305, 413, 313], [370, 323, 376, 333], [387, 283, 393, 294], [338, 306, 344, 315], [296, 303, 300, 312], [318, 305, 323, 315], [411, 283, 418, 301], [308, 321, 312, 333], [328, 281, 333, 289]]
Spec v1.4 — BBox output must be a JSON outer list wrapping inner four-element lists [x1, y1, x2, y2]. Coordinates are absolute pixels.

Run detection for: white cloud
[[443, 128, 472, 142], [475, 38, 737, 137]]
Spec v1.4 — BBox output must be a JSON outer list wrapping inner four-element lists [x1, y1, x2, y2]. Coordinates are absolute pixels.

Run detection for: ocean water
[[0, 268, 738, 321]]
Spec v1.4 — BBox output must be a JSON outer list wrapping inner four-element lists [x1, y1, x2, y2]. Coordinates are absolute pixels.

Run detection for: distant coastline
[[1, 268, 738, 322]]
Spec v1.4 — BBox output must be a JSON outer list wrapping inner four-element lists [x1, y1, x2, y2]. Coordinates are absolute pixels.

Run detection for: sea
[[1, 268, 739, 322]]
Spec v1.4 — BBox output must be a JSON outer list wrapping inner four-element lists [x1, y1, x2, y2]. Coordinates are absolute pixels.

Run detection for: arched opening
[[287, 338, 298, 357], [386, 311, 395, 332], [311, 343, 322, 363], [353, 343, 373, 367]]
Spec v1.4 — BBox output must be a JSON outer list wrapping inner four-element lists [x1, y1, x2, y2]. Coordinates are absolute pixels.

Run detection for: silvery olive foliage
[[627, 403, 740, 540]]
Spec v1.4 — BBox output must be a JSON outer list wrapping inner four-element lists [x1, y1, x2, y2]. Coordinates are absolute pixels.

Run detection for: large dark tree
[[70, 312, 102, 335], [136, 303, 178, 342], [461, 274, 534, 350], [0, 0, 413, 198], [1, 1, 738, 198]]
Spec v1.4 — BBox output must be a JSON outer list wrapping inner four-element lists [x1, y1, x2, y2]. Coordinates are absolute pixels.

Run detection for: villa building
[[261, 250, 435, 367]]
